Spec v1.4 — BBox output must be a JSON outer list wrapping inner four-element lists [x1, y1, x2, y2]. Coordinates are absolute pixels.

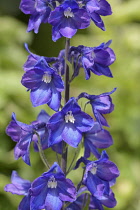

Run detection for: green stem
[[61, 38, 70, 175], [34, 131, 50, 169]]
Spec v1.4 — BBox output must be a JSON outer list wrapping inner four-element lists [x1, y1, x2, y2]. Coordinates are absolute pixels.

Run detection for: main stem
[[61, 38, 70, 175]]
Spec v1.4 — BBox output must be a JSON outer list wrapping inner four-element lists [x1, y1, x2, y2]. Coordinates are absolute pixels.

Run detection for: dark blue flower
[[75, 151, 120, 197], [4, 171, 31, 210], [77, 88, 116, 127], [6, 110, 50, 165], [48, 0, 90, 41], [48, 97, 94, 148], [30, 162, 76, 210], [21, 59, 64, 111], [83, 121, 113, 158], [85, 0, 112, 30], [69, 40, 116, 80], [20, 0, 52, 33]]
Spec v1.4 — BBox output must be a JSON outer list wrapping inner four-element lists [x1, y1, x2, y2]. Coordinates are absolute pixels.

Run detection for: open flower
[[48, 0, 90, 41], [48, 97, 94, 147], [75, 151, 120, 197], [21, 59, 64, 111], [30, 162, 76, 210], [4, 171, 31, 210]]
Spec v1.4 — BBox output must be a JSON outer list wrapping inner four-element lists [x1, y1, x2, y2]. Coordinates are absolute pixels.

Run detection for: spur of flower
[[77, 88, 116, 127], [4, 171, 31, 210], [23, 43, 57, 71], [48, 97, 94, 148], [6, 110, 50, 165], [48, 0, 91, 41], [69, 40, 116, 80], [21, 58, 64, 111], [30, 162, 76, 210]]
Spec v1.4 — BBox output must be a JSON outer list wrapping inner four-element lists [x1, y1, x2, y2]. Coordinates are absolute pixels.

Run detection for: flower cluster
[[4, 0, 120, 209], [20, 0, 112, 41]]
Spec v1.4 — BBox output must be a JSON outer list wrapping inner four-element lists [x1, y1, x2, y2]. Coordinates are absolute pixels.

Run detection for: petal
[[62, 123, 82, 147], [98, 0, 112, 16], [30, 82, 52, 107], [47, 88, 61, 111], [96, 160, 120, 181], [4, 171, 31, 195], [37, 110, 50, 123], [48, 121, 65, 146], [45, 189, 62, 210], [18, 195, 31, 210], [58, 178, 76, 202], [21, 69, 43, 90], [74, 111, 94, 132]]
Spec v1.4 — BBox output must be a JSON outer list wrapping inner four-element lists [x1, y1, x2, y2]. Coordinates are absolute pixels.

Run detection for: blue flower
[[85, 0, 112, 30], [6, 110, 50, 165], [30, 162, 76, 210], [75, 151, 120, 197], [48, 97, 94, 147], [69, 40, 116, 80], [4, 171, 31, 210], [77, 88, 116, 127], [48, 0, 90, 41], [83, 121, 113, 158], [20, 0, 51, 33], [21, 59, 64, 111]]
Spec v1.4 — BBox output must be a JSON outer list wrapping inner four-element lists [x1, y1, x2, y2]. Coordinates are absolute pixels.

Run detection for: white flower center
[[64, 7, 74, 18], [65, 111, 75, 123], [42, 73, 52, 83], [47, 176, 57, 189], [90, 163, 97, 175]]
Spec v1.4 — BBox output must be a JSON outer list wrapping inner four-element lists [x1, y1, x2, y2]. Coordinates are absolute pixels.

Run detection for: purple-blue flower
[[30, 162, 76, 210], [48, 97, 94, 147], [4, 171, 31, 210], [20, 0, 51, 33], [21, 58, 64, 111], [48, 0, 90, 41], [83, 121, 113, 158], [84, 0, 112, 30], [69, 40, 116, 80], [6, 110, 50, 165], [75, 151, 120, 197], [78, 88, 116, 127]]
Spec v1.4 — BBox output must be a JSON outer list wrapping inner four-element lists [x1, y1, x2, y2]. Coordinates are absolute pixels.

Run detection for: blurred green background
[[0, 0, 140, 209]]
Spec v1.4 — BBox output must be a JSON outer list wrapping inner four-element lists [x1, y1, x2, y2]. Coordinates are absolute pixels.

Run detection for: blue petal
[[18, 195, 31, 210], [62, 123, 82, 147], [30, 82, 52, 107], [45, 189, 62, 210]]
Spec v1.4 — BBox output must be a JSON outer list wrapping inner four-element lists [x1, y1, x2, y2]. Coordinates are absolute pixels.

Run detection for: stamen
[[42, 73, 52, 83], [47, 176, 57, 189], [90, 163, 97, 175], [65, 111, 75, 123], [64, 7, 74, 18]]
